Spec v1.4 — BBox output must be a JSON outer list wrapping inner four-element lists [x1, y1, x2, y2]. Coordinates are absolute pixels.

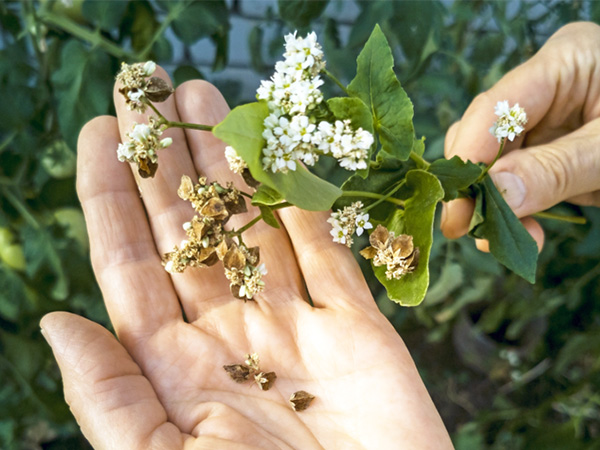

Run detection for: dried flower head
[[220, 240, 267, 300], [223, 364, 251, 383], [327, 201, 372, 247], [224, 353, 277, 391], [162, 176, 251, 280], [289, 390, 315, 411], [490, 101, 527, 142], [116, 61, 173, 113], [360, 225, 419, 280], [116, 117, 172, 178]]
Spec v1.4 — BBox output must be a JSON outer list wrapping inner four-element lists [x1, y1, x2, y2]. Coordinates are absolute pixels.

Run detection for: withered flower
[[360, 224, 419, 280], [289, 391, 315, 411], [223, 364, 251, 383], [255, 372, 277, 391], [116, 61, 173, 113], [163, 175, 260, 295]]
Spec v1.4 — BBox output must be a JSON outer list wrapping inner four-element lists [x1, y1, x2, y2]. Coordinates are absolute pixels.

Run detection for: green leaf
[[51, 40, 112, 150], [327, 97, 374, 178], [373, 170, 444, 306], [335, 152, 415, 222], [258, 205, 280, 229], [167, 1, 230, 45], [213, 102, 342, 211], [278, 0, 329, 29], [347, 24, 414, 160], [82, 0, 128, 32], [428, 156, 482, 201], [252, 185, 284, 206], [248, 25, 266, 73], [468, 176, 538, 283]]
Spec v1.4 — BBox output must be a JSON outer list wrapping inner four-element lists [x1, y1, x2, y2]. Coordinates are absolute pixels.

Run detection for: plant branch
[[409, 150, 430, 169], [478, 138, 505, 182], [165, 120, 213, 132], [533, 211, 587, 225], [342, 190, 405, 207], [323, 68, 349, 95], [233, 202, 292, 235]]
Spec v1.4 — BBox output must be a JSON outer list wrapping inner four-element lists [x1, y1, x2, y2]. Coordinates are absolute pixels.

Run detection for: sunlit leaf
[[213, 102, 341, 210], [347, 24, 414, 160]]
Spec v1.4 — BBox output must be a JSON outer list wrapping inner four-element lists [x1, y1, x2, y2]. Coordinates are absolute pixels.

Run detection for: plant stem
[[409, 150, 430, 169], [137, 0, 190, 60], [342, 190, 405, 207], [39, 11, 134, 60], [2, 187, 40, 229], [533, 211, 587, 225], [147, 102, 167, 122], [478, 138, 505, 182], [233, 202, 292, 235], [323, 68, 349, 95], [165, 120, 213, 132], [362, 181, 406, 212]]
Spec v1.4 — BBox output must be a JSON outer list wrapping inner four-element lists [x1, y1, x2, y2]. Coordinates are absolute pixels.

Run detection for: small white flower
[[142, 61, 156, 77], [131, 123, 152, 142], [224, 146, 248, 174], [355, 212, 373, 236], [160, 137, 173, 148], [490, 101, 527, 142]]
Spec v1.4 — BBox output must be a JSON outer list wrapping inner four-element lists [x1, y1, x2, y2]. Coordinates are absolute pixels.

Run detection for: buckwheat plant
[[115, 25, 583, 307]]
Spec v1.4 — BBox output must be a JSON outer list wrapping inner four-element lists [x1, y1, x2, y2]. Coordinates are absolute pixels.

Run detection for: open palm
[[41, 71, 451, 449]]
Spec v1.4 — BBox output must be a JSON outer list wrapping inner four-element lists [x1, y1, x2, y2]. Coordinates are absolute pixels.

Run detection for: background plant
[[0, 1, 599, 448]]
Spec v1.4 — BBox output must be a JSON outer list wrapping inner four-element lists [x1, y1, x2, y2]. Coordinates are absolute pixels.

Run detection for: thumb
[[489, 118, 600, 218], [40, 312, 182, 450]]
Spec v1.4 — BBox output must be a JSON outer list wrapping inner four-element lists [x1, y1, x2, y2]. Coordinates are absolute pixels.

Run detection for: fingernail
[[490, 172, 526, 211]]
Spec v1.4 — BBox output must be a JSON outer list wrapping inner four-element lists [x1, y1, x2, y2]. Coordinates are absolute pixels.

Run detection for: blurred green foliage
[[0, 0, 598, 448]]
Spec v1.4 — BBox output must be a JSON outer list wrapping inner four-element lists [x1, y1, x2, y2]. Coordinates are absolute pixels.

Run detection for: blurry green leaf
[[425, 262, 463, 305], [248, 25, 266, 73], [0, 332, 43, 380], [51, 40, 112, 150], [553, 331, 600, 375], [0, 267, 27, 321], [327, 96, 374, 178], [173, 65, 204, 86], [347, 2, 394, 49], [252, 185, 284, 206], [167, 1, 229, 45], [277, 0, 328, 29], [21, 225, 68, 301], [348, 24, 415, 160], [428, 156, 482, 201], [122, 0, 159, 54], [82, 0, 128, 32], [258, 205, 280, 229], [213, 102, 341, 210], [453, 422, 485, 450], [374, 170, 444, 306], [469, 176, 538, 283]]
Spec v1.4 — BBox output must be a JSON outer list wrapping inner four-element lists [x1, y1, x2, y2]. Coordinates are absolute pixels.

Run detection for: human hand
[[442, 22, 600, 251], [40, 69, 451, 449]]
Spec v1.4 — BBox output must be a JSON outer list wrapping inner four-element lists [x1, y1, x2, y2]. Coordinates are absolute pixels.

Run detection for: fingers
[[174, 80, 306, 310], [488, 118, 600, 216], [77, 116, 181, 341], [40, 312, 183, 450], [277, 208, 373, 310]]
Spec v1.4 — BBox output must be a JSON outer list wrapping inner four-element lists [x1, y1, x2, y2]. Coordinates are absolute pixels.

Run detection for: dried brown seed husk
[[223, 246, 246, 270], [191, 219, 209, 239], [289, 391, 315, 411], [138, 158, 158, 178], [408, 247, 420, 270], [144, 77, 174, 102], [241, 169, 261, 188], [359, 246, 378, 260], [201, 197, 229, 221], [255, 371, 277, 391], [178, 175, 194, 200], [216, 239, 229, 260], [391, 234, 414, 258], [198, 247, 219, 266], [247, 246, 260, 265], [224, 194, 247, 215], [223, 364, 251, 383], [369, 224, 389, 249]]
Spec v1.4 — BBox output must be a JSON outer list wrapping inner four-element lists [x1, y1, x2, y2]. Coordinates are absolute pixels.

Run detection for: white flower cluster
[[257, 32, 373, 174], [327, 201, 372, 247], [117, 117, 172, 169], [490, 101, 527, 142], [225, 262, 268, 300]]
